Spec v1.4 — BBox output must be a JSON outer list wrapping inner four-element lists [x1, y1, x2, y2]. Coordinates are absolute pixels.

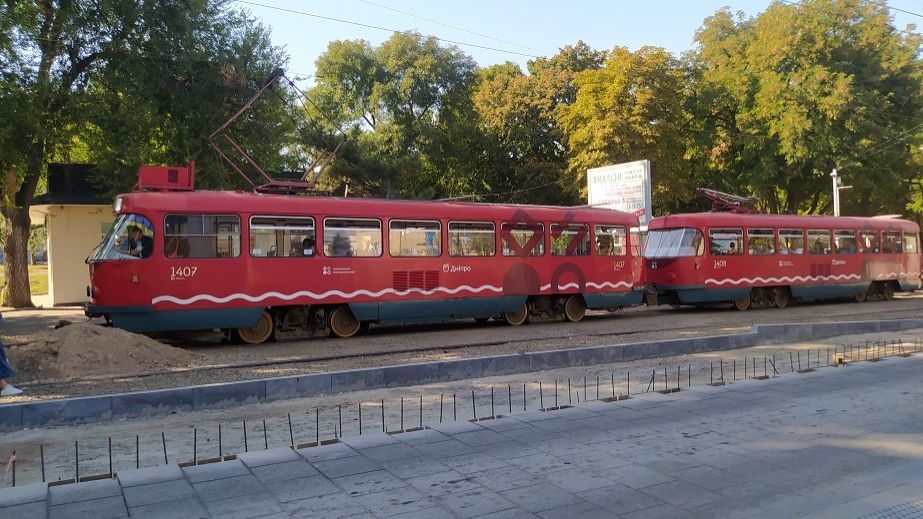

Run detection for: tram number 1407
[[170, 266, 199, 281]]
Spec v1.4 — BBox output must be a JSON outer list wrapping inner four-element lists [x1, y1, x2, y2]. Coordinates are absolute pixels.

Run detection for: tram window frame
[[501, 222, 545, 257], [708, 228, 743, 256], [448, 221, 496, 257], [807, 229, 832, 255], [859, 231, 879, 254], [902, 231, 918, 254], [550, 223, 591, 257], [746, 228, 775, 256], [249, 216, 316, 258], [389, 219, 441, 257], [595, 225, 628, 256], [779, 229, 805, 255], [164, 214, 241, 259], [833, 230, 857, 254], [882, 231, 902, 254], [323, 218, 383, 258]]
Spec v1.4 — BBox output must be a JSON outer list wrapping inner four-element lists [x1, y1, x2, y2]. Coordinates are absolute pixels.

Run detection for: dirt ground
[[1, 328, 920, 489], [1, 294, 922, 402]]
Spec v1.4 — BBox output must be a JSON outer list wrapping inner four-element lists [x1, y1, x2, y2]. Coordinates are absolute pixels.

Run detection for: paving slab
[[6, 350, 923, 518]]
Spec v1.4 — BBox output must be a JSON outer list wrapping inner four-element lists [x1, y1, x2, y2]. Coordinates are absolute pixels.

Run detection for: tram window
[[708, 228, 743, 256], [448, 222, 495, 257], [91, 214, 154, 260], [779, 229, 805, 255], [323, 218, 382, 257], [747, 229, 775, 255], [882, 231, 902, 253], [501, 222, 544, 257], [551, 224, 590, 256], [595, 225, 628, 256], [834, 231, 857, 254], [164, 214, 240, 258], [859, 231, 879, 253], [249, 216, 315, 258], [904, 232, 919, 254], [644, 228, 703, 258], [808, 230, 832, 255], [390, 220, 441, 257], [630, 227, 643, 256]]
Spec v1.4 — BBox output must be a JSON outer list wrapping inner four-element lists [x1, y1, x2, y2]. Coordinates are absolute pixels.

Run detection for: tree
[[560, 46, 692, 213], [0, 1, 289, 306], [472, 42, 606, 204], [689, 0, 923, 214], [308, 32, 477, 197]]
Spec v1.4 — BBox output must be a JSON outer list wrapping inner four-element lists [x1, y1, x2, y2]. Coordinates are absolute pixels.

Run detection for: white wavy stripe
[[875, 272, 921, 279], [705, 274, 862, 286], [153, 280, 635, 306]]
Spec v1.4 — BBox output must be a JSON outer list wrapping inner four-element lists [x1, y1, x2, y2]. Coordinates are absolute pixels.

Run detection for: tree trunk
[[1, 208, 34, 308]]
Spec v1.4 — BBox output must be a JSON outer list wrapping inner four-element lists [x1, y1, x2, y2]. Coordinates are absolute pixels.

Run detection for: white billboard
[[587, 159, 652, 226]]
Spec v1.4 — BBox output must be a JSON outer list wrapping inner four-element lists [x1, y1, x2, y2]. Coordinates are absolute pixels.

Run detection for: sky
[[230, 0, 922, 85]]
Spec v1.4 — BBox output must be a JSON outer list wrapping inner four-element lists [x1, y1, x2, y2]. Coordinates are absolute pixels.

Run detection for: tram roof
[[650, 212, 919, 231], [117, 190, 640, 224]]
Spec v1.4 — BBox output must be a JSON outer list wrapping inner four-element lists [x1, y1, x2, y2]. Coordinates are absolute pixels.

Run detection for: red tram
[[645, 213, 921, 309], [86, 186, 645, 343]]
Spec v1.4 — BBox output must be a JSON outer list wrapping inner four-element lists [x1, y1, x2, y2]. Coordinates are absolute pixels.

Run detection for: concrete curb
[[2, 318, 922, 431]]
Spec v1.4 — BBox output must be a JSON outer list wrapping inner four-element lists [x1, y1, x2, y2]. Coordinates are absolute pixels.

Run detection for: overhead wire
[[355, 0, 550, 55], [234, 0, 543, 58]]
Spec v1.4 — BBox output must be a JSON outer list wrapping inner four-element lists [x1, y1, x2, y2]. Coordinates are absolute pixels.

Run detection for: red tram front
[[87, 190, 644, 343], [645, 213, 921, 309]]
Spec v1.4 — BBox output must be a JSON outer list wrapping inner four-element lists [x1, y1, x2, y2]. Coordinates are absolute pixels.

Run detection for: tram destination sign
[[587, 159, 652, 226]]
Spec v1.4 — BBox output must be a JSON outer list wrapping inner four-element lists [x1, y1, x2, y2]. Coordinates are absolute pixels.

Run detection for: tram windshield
[[644, 228, 704, 258], [90, 213, 155, 260]]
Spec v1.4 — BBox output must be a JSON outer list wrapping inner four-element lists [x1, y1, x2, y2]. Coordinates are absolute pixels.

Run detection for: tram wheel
[[733, 293, 752, 311], [772, 287, 791, 309], [882, 282, 895, 301], [854, 289, 868, 303], [329, 305, 361, 338], [503, 303, 529, 326], [236, 310, 273, 344], [564, 295, 586, 322]]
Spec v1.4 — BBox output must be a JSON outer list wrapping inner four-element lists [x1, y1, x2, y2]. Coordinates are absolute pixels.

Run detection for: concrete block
[[655, 338, 696, 356], [128, 496, 208, 519], [566, 345, 622, 367], [111, 388, 193, 418], [192, 473, 266, 502], [693, 334, 730, 353], [183, 459, 250, 483], [527, 349, 570, 370], [22, 396, 113, 428], [726, 332, 758, 350], [478, 354, 531, 377], [330, 367, 386, 392], [384, 362, 441, 387], [117, 464, 183, 488], [264, 377, 299, 401], [0, 500, 46, 519], [296, 373, 332, 395], [48, 478, 121, 506], [0, 404, 23, 432], [435, 359, 484, 381], [49, 495, 127, 519], [192, 380, 266, 409], [238, 447, 301, 468], [204, 491, 284, 519], [0, 482, 47, 507], [621, 341, 661, 361], [122, 478, 194, 508]]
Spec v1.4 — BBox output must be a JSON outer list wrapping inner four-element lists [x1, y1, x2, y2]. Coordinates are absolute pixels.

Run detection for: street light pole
[[830, 169, 840, 217]]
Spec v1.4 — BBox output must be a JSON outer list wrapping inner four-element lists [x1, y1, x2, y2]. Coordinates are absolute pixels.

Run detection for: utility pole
[[830, 169, 852, 216]]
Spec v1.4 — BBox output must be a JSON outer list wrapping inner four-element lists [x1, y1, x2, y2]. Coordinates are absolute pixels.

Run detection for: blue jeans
[[0, 340, 13, 380]]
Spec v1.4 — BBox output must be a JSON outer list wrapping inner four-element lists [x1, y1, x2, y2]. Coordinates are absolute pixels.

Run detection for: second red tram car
[[86, 191, 645, 343], [645, 213, 921, 309]]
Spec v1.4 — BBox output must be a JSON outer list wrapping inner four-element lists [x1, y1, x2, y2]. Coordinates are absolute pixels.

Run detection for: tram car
[[645, 212, 921, 310], [86, 170, 645, 343]]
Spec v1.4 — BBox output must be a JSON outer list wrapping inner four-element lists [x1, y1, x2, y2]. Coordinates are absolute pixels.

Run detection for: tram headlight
[[113, 196, 124, 214]]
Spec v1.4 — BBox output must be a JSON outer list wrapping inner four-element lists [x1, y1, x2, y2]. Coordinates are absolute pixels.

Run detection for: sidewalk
[[2, 353, 922, 518]]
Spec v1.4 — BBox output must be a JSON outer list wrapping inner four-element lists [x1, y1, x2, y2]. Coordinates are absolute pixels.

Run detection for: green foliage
[[560, 46, 691, 213], [689, 0, 923, 214]]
